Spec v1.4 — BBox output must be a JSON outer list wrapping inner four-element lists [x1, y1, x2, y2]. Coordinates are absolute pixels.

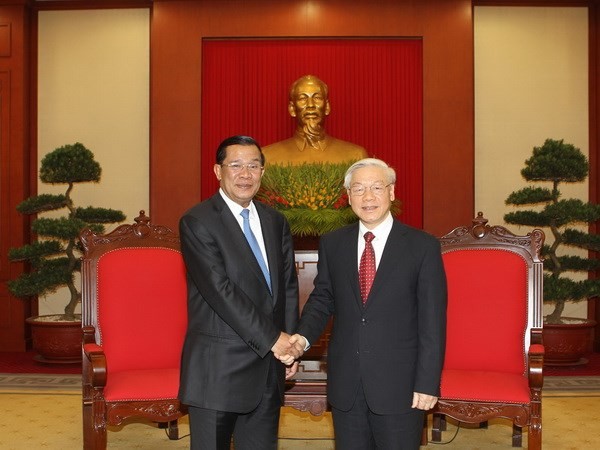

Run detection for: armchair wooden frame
[[424, 213, 545, 449], [81, 211, 188, 449]]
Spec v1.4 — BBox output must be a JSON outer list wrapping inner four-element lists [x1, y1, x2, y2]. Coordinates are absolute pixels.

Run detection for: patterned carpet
[[0, 373, 80, 391], [1, 357, 599, 449], [0, 385, 598, 449], [1, 373, 599, 448]]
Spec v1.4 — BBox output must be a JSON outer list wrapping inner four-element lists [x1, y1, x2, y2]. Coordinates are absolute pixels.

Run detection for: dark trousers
[[188, 359, 281, 450], [332, 382, 424, 450]]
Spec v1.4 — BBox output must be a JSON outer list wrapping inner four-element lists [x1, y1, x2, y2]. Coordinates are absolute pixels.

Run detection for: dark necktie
[[359, 231, 376, 304], [240, 209, 271, 292]]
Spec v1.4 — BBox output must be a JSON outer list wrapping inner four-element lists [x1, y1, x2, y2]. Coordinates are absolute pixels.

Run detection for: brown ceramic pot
[[543, 317, 597, 366], [26, 314, 82, 364]]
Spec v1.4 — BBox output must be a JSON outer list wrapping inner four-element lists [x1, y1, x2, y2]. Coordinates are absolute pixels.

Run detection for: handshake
[[271, 332, 307, 366]]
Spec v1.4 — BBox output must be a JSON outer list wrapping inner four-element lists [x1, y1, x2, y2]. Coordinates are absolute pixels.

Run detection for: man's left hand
[[285, 361, 299, 379], [412, 392, 438, 410]]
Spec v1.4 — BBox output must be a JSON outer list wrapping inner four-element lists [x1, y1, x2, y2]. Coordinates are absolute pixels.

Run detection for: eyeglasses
[[220, 163, 264, 173], [349, 183, 392, 197]]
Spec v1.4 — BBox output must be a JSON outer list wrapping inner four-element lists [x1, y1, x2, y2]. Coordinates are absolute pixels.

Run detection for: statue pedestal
[[293, 235, 320, 251]]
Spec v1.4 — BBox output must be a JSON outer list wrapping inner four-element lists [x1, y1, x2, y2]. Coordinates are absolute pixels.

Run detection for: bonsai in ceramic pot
[[8, 143, 125, 363], [504, 138, 600, 365]]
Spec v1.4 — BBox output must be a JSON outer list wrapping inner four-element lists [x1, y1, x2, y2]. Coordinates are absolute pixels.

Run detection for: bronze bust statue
[[263, 75, 368, 165]]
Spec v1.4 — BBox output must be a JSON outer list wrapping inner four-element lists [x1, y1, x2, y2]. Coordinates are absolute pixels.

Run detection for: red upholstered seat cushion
[[442, 249, 528, 375], [96, 247, 188, 379], [440, 369, 530, 404], [104, 368, 180, 401]]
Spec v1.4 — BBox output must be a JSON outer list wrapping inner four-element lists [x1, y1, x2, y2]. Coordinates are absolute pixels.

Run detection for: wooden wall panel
[[150, 0, 475, 236], [0, 5, 31, 351], [0, 23, 11, 57]]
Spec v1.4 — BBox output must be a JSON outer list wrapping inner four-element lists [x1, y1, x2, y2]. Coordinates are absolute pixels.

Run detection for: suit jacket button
[[361, 318, 367, 324]]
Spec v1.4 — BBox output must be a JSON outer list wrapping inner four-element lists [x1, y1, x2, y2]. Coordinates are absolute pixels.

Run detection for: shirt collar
[[358, 212, 394, 241], [219, 188, 257, 218]]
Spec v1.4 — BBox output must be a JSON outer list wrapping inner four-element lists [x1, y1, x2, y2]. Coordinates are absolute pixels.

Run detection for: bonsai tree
[[8, 143, 126, 321], [504, 138, 600, 324]]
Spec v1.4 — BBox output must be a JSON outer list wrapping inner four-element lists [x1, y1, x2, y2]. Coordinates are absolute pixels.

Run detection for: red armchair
[[80, 211, 188, 449], [424, 213, 545, 449]]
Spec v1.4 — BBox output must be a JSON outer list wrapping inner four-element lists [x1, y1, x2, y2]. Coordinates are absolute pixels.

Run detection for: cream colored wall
[[37, 9, 149, 315], [474, 6, 588, 318]]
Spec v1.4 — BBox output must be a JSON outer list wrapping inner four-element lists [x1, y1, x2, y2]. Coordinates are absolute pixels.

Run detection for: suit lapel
[[364, 220, 409, 309], [337, 223, 363, 310], [213, 195, 271, 296], [256, 203, 277, 301]]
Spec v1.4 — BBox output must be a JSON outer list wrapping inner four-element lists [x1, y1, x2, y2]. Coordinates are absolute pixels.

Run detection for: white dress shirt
[[357, 212, 394, 270], [219, 189, 270, 272], [302, 213, 394, 352]]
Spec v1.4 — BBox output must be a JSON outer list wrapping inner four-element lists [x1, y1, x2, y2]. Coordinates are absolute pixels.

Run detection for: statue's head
[[288, 75, 331, 135]]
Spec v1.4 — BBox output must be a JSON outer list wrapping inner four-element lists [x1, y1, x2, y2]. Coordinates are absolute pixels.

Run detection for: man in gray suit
[[178, 135, 300, 450], [289, 158, 447, 449]]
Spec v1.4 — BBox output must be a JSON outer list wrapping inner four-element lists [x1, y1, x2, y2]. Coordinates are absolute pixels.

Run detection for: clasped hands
[[271, 332, 306, 378]]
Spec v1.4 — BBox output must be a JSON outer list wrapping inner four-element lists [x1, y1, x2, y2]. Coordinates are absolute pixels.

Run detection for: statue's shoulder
[[326, 136, 368, 157], [262, 139, 298, 166], [263, 138, 296, 153], [263, 135, 368, 165]]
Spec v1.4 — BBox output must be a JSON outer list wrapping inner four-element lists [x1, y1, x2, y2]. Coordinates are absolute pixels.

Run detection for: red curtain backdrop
[[201, 39, 423, 228]]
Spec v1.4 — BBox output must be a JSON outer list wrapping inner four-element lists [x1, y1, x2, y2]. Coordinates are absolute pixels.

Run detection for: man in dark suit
[[289, 158, 447, 449], [178, 135, 300, 450]]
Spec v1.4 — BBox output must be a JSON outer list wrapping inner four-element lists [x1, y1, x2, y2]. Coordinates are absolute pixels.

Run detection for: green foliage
[[544, 254, 600, 272], [39, 143, 101, 184], [16, 194, 68, 214], [283, 207, 359, 237], [505, 210, 550, 228], [258, 162, 350, 210], [7, 259, 73, 298], [505, 200, 600, 229], [504, 138, 600, 324], [257, 162, 400, 236], [544, 200, 600, 226], [562, 229, 600, 252], [257, 162, 356, 236], [32, 217, 88, 240], [8, 241, 63, 262], [7, 143, 125, 320], [521, 138, 588, 182], [75, 207, 126, 224], [506, 187, 554, 205], [543, 275, 587, 302]]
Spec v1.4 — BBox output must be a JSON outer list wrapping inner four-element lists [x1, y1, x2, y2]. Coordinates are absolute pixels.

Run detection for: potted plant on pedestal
[[8, 143, 125, 363], [504, 138, 600, 366]]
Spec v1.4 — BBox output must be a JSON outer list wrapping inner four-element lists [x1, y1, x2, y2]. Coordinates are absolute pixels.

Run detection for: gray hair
[[343, 158, 396, 189]]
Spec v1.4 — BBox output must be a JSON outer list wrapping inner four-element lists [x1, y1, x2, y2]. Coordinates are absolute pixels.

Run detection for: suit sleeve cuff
[[301, 335, 311, 351]]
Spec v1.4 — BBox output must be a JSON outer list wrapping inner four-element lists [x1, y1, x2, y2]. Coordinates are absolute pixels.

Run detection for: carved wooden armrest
[[527, 343, 544, 388], [82, 325, 96, 345], [83, 342, 107, 387]]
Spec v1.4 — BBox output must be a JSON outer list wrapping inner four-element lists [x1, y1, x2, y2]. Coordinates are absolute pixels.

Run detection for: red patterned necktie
[[359, 231, 376, 304]]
